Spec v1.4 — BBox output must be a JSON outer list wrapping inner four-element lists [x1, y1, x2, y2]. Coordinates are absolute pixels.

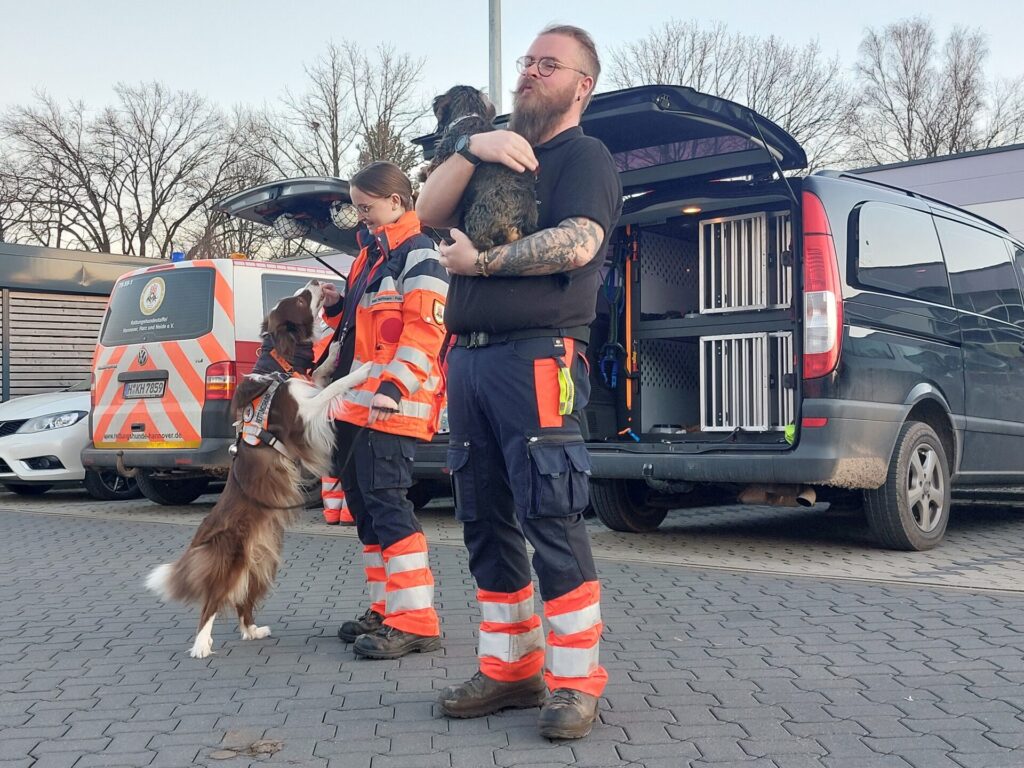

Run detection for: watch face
[[455, 135, 469, 152]]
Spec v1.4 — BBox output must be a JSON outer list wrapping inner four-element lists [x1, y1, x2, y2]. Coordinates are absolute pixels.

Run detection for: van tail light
[[205, 361, 237, 401], [90, 373, 97, 409], [801, 190, 843, 380]]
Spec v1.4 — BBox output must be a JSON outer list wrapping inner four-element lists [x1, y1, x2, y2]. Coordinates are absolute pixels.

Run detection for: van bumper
[[81, 439, 234, 471], [82, 438, 451, 478], [588, 399, 906, 489]]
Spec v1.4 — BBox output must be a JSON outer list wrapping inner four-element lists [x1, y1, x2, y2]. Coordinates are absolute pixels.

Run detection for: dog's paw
[[240, 624, 272, 641], [189, 636, 214, 658]]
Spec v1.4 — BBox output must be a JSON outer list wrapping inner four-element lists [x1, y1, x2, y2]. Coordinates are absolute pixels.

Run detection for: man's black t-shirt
[[444, 126, 623, 334]]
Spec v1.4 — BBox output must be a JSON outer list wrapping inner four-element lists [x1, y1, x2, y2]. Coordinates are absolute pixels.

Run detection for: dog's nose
[[310, 280, 320, 286]]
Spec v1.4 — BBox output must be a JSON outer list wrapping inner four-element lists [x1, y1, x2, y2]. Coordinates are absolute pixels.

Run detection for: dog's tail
[[145, 563, 175, 601], [145, 544, 230, 606]]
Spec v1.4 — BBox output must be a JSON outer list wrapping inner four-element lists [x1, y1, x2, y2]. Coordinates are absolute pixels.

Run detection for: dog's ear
[[432, 91, 452, 131], [232, 375, 275, 415]]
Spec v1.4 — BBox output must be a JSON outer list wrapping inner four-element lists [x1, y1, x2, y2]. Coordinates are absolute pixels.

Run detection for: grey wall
[[855, 146, 1024, 242]]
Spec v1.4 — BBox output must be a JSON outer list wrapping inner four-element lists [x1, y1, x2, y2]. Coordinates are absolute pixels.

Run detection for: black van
[[224, 85, 1024, 551]]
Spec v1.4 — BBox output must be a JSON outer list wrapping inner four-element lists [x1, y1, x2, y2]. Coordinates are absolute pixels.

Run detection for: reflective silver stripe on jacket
[[382, 360, 422, 396]]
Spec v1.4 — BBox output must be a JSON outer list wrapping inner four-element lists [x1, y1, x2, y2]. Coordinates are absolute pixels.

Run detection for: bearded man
[[416, 24, 622, 740]]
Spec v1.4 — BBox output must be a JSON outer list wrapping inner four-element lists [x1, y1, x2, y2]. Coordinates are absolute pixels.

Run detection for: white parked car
[[0, 381, 140, 500]]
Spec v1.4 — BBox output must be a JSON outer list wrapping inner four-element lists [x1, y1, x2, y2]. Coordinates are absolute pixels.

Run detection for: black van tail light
[[205, 361, 237, 401], [801, 190, 843, 380]]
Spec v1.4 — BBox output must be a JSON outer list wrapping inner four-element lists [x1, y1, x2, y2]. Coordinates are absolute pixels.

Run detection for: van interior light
[[273, 213, 310, 239], [329, 201, 359, 229], [682, 206, 702, 214]]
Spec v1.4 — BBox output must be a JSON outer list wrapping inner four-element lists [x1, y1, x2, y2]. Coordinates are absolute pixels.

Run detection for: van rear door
[[91, 262, 234, 451]]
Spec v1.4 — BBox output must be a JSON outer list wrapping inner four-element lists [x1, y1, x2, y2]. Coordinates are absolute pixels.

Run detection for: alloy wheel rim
[[906, 444, 944, 533]]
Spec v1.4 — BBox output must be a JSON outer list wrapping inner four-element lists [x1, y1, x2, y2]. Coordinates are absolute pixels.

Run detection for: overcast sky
[[2, 0, 1022, 118]]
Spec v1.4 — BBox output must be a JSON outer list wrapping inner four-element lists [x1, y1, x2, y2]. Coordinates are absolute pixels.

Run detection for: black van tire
[[83, 470, 141, 501], [864, 421, 950, 551], [136, 473, 210, 506], [590, 479, 669, 533]]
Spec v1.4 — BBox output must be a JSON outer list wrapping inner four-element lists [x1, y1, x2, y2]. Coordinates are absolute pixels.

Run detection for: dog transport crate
[[628, 207, 797, 439]]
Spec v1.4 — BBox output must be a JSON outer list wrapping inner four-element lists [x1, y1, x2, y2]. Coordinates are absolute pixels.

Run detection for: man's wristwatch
[[454, 135, 481, 167]]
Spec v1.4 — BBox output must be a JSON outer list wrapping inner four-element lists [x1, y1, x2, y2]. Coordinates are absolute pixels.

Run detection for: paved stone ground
[[2, 498, 1024, 767]]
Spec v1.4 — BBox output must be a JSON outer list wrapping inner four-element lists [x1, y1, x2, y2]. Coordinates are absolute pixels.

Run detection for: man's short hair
[[540, 24, 600, 109]]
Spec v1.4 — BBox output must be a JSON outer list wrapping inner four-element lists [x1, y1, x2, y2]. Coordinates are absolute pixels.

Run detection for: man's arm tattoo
[[485, 217, 605, 276]]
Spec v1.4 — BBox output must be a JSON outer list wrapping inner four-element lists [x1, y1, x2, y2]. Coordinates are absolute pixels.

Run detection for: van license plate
[[123, 381, 166, 399]]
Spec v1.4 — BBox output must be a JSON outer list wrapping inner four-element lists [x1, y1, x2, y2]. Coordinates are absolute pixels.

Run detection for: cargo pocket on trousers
[[527, 439, 592, 518], [368, 432, 414, 490], [446, 441, 478, 522]]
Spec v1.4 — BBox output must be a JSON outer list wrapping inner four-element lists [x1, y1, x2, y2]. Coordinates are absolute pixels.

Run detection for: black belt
[[452, 326, 590, 348]]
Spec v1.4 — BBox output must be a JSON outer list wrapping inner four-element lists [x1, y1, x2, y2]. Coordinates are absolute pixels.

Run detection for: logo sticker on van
[[139, 277, 166, 316]]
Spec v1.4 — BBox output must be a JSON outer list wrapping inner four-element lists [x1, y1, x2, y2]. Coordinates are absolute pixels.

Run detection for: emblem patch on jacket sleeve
[[432, 300, 445, 325]]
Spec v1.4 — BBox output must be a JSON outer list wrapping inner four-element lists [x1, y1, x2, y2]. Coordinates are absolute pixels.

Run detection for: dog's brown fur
[[421, 85, 538, 250], [146, 282, 358, 658]]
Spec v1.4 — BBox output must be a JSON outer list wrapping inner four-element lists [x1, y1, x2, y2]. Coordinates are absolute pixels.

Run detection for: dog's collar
[[237, 375, 294, 460], [443, 113, 483, 134]]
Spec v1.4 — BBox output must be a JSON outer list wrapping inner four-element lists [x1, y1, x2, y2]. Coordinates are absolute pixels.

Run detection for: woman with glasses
[[418, 24, 623, 740], [319, 160, 450, 660]]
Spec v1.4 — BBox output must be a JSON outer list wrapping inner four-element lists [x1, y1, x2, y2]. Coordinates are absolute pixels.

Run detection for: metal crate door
[[699, 213, 768, 313], [700, 333, 770, 431]]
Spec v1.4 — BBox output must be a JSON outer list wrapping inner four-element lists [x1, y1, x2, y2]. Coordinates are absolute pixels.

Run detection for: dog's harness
[[236, 372, 294, 460]]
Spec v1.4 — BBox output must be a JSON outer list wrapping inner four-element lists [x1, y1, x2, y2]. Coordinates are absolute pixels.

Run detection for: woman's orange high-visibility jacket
[[325, 211, 450, 441]]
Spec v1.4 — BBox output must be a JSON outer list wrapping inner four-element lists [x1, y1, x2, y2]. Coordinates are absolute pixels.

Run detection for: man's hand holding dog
[[438, 228, 481, 276], [466, 131, 538, 174]]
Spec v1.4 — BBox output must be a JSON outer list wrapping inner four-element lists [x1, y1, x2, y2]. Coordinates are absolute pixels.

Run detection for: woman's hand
[[321, 282, 342, 308], [368, 393, 400, 424]]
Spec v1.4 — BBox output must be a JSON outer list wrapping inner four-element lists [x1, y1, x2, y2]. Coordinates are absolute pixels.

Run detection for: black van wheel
[[864, 421, 950, 551], [83, 470, 141, 501], [590, 479, 669, 533], [136, 473, 210, 506]]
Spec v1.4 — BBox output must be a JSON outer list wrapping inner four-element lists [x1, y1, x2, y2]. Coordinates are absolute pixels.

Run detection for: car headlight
[[17, 411, 88, 433]]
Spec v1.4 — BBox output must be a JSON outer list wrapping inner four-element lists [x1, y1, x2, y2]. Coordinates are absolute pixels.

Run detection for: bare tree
[[851, 17, 1024, 164], [608, 19, 856, 170], [251, 41, 427, 179], [1, 84, 253, 257]]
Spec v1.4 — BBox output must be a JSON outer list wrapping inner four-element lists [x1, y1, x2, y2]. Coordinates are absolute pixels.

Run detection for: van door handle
[[1019, 341, 1024, 354]]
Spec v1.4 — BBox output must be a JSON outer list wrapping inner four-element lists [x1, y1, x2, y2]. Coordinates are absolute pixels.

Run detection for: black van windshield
[[100, 268, 215, 346]]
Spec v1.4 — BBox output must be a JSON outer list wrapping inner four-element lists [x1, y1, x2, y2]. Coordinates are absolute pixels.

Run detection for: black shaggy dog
[[422, 85, 538, 250]]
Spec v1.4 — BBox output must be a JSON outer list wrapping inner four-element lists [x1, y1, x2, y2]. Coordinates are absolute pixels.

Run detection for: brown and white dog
[[145, 281, 365, 658]]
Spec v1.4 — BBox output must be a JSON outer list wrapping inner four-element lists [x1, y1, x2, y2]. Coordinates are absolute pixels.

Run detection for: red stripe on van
[[213, 268, 234, 324], [163, 340, 205, 405]]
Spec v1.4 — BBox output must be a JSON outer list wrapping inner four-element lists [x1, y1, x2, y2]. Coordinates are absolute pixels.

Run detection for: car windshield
[[67, 380, 91, 392]]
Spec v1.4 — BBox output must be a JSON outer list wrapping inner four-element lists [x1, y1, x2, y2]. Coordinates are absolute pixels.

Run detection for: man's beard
[[508, 82, 576, 146]]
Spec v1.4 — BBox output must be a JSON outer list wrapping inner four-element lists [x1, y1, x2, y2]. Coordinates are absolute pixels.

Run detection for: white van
[[82, 257, 336, 504]]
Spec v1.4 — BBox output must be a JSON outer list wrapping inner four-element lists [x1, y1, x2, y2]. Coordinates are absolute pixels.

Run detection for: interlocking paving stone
[[4, 492, 1024, 767]]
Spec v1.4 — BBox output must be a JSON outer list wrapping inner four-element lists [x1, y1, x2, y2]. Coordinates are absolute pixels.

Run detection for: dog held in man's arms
[[146, 280, 368, 658], [421, 84, 538, 250]]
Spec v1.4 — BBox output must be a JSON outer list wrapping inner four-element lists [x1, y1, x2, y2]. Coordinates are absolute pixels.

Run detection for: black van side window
[[935, 218, 1024, 322], [854, 203, 951, 304]]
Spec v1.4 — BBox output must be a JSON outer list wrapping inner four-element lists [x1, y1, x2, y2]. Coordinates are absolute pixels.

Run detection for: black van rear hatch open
[[413, 85, 806, 193]]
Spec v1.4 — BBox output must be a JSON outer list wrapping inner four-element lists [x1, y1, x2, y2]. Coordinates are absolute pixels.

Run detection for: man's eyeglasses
[[515, 56, 590, 79]]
